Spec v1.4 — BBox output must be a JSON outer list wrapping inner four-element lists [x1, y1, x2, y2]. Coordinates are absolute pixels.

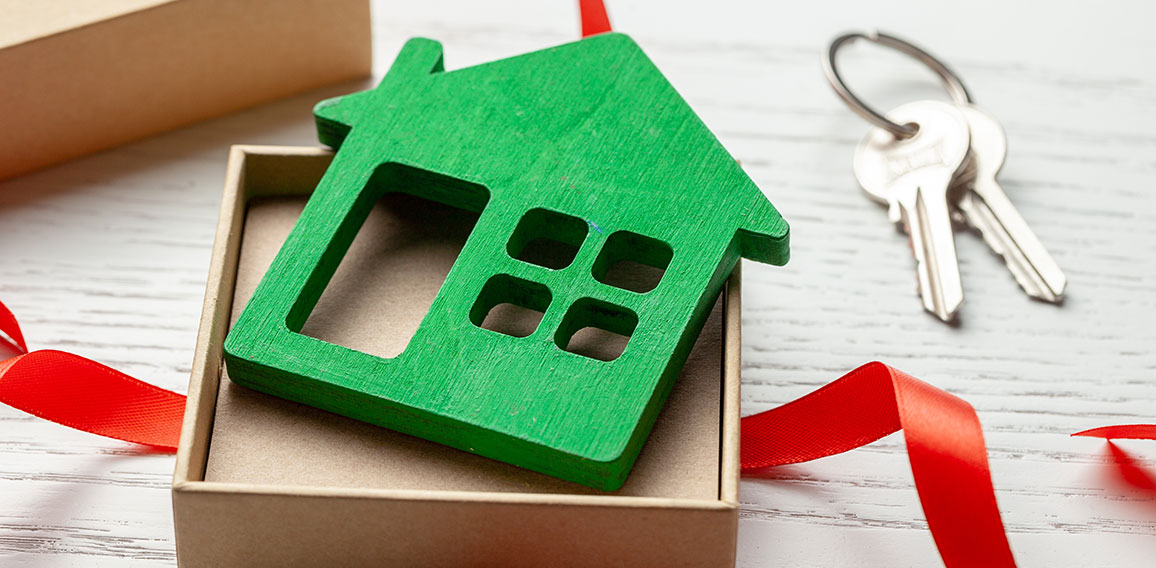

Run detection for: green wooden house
[[224, 32, 789, 490]]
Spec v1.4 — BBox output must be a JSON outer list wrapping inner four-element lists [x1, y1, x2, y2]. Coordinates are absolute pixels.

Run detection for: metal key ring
[[824, 31, 973, 139]]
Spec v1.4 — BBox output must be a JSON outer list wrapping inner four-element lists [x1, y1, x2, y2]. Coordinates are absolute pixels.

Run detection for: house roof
[[314, 32, 788, 266]]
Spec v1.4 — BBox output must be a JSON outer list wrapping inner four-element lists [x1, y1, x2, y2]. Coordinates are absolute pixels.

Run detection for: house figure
[[224, 33, 789, 491]]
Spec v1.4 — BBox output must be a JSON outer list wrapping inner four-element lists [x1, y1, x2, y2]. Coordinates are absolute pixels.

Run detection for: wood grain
[[1, 0, 1154, 565]]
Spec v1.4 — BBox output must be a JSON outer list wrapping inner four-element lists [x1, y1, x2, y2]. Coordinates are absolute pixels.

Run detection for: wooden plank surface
[[1, 0, 1153, 565]]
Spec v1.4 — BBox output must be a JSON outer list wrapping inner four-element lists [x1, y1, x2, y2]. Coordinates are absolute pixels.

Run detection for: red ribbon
[[4, 297, 1155, 567], [1072, 424, 1156, 440], [0, 300, 185, 450], [579, 0, 612, 37], [741, 361, 1018, 567], [1073, 426, 1156, 495]]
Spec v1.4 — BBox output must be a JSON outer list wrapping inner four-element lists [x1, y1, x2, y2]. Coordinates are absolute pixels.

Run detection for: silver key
[[954, 105, 1067, 303], [854, 100, 971, 322]]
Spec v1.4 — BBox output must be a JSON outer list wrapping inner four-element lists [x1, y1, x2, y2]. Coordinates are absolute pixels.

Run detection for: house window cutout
[[470, 274, 551, 338], [592, 231, 673, 293], [298, 166, 488, 359], [507, 208, 588, 269], [555, 298, 638, 362]]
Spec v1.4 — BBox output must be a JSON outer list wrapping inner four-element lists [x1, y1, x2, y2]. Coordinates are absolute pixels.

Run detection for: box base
[[173, 146, 741, 567]]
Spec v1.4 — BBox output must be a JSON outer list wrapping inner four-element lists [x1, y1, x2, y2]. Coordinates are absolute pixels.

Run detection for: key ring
[[824, 31, 973, 139]]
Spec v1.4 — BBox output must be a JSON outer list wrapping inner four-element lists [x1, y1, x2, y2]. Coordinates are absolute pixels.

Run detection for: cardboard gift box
[[0, 0, 370, 180], [172, 145, 742, 567]]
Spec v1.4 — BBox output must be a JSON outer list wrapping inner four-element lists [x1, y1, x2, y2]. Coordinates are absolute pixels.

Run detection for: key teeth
[[960, 193, 1067, 305], [988, 229, 1065, 304], [912, 185, 964, 325]]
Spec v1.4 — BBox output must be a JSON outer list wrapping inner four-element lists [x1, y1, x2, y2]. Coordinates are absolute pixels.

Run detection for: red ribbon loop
[[0, 299, 28, 354], [741, 361, 1018, 568], [0, 301, 185, 450]]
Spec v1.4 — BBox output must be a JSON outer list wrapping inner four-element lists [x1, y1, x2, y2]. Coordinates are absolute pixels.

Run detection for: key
[[953, 105, 1067, 302], [854, 100, 971, 322]]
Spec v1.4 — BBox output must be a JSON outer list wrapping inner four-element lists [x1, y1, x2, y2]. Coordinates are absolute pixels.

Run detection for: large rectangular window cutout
[[299, 191, 482, 358]]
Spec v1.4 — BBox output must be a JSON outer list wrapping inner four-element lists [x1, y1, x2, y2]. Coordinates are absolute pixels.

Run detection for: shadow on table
[[0, 449, 178, 566], [1098, 442, 1156, 508], [739, 464, 831, 498]]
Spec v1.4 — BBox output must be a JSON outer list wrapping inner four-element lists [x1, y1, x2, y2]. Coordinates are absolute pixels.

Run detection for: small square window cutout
[[592, 231, 673, 293], [470, 274, 551, 338], [555, 298, 638, 362], [507, 208, 589, 269]]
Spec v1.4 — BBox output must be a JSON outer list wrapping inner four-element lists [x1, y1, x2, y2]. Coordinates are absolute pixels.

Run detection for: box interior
[[202, 187, 726, 499]]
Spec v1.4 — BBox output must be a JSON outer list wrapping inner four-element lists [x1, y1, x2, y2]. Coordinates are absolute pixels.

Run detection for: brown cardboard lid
[[0, 1, 370, 181], [0, 0, 174, 48], [204, 193, 723, 499]]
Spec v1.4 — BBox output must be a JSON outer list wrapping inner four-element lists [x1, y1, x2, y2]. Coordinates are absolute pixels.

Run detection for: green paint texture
[[223, 33, 789, 490]]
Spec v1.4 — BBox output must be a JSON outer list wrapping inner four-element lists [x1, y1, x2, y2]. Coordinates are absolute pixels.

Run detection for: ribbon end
[[579, 0, 613, 37]]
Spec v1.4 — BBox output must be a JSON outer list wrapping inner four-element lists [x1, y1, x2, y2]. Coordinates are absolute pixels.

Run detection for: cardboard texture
[[0, 0, 370, 180], [173, 146, 741, 567]]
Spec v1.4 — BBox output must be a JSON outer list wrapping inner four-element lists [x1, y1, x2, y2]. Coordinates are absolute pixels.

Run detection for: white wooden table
[[2, 1, 1153, 565]]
